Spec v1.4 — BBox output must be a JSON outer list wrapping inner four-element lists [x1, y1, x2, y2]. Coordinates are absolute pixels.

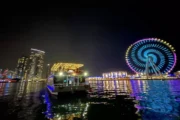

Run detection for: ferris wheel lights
[[126, 38, 176, 75]]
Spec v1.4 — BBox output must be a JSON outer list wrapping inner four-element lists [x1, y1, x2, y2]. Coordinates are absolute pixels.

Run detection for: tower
[[15, 55, 29, 79], [28, 48, 45, 80]]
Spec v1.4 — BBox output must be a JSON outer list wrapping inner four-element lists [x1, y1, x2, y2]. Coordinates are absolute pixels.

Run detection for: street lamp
[[46, 64, 50, 78]]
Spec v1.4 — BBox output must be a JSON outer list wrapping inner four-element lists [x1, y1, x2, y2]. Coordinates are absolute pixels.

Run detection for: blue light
[[47, 85, 55, 91], [126, 39, 176, 74], [42, 90, 54, 119]]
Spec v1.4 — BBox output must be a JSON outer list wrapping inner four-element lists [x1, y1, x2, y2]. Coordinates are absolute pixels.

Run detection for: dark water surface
[[0, 80, 180, 120]]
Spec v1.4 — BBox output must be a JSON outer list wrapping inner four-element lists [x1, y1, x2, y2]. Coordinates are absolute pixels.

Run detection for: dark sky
[[1, 2, 180, 76]]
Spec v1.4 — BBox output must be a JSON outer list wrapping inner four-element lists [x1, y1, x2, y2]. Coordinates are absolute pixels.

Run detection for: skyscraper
[[15, 55, 29, 79], [28, 48, 45, 80]]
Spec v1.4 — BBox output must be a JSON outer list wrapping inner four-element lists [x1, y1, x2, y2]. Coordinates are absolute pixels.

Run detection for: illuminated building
[[15, 55, 29, 79], [102, 71, 127, 78], [28, 48, 45, 80], [86, 71, 128, 81], [174, 71, 180, 78], [86, 77, 103, 81], [7, 70, 16, 79]]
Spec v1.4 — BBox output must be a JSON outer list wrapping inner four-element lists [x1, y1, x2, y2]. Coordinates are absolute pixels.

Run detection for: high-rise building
[[15, 55, 29, 79], [28, 48, 45, 80]]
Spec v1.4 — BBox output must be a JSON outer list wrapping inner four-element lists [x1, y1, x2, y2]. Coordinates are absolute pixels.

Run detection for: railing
[[54, 82, 88, 87], [86, 76, 178, 81], [86, 78, 130, 81]]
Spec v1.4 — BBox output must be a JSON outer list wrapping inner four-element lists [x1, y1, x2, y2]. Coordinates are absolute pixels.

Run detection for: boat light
[[59, 72, 63, 76], [84, 72, 88, 76]]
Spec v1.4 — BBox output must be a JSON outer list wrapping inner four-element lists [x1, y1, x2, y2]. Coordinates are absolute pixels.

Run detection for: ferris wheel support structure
[[145, 56, 162, 78]]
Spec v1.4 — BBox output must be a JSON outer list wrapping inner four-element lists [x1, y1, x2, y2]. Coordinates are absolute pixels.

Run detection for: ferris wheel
[[125, 38, 176, 76]]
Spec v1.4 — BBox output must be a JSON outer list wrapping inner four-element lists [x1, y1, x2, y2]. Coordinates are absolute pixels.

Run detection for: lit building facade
[[86, 71, 128, 81], [174, 71, 180, 78], [7, 70, 16, 79], [15, 55, 29, 79], [28, 48, 45, 80], [102, 71, 128, 78], [86, 77, 103, 81]]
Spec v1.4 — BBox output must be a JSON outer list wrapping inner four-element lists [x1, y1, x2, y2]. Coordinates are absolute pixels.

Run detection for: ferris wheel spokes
[[126, 38, 176, 78]]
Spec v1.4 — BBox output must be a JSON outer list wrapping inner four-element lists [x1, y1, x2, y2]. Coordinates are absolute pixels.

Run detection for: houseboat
[[47, 63, 90, 96]]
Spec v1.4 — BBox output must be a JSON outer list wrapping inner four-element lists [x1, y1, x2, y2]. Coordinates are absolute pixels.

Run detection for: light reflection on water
[[0, 81, 45, 120], [130, 80, 180, 120], [42, 80, 138, 120], [0, 80, 180, 120], [87, 80, 180, 120]]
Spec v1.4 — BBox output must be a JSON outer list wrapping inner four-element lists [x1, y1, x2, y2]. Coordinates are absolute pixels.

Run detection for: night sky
[[1, 2, 180, 76]]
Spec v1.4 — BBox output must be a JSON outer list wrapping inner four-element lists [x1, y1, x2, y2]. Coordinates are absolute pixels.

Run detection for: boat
[[47, 63, 91, 97]]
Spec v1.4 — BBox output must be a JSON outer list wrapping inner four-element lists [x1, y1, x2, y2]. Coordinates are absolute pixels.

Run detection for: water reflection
[[42, 80, 139, 120], [1, 80, 180, 120], [86, 80, 180, 119], [42, 89, 89, 120], [0, 81, 45, 120], [89, 80, 133, 97], [130, 80, 180, 119]]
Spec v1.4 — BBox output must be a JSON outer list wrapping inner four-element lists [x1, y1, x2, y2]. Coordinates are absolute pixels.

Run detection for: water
[[0, 80, 180, 120]]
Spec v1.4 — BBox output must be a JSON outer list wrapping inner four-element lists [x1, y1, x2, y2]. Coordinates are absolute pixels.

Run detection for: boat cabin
[[48, 63, 88, 87]]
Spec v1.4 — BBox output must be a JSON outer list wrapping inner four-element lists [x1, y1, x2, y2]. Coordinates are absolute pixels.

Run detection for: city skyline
[[1, 3, 180, 76], [12, 48, 45, 80]]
